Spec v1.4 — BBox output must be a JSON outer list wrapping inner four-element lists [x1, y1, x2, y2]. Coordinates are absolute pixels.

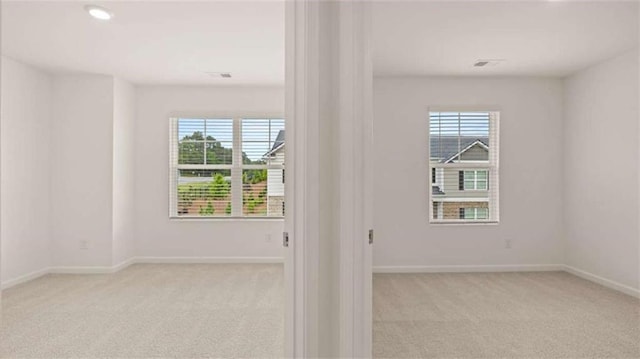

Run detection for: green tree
[[243, 169, 268, 185], [225, 202, 232, 215], [210, 173, 230, 199], [178, 185, 196, 206], [247, 199, 256, 213], [178, 132, 234, 176], [199, 202, 215, 216]]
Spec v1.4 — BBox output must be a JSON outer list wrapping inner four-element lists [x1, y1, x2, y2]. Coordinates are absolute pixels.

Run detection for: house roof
[[264, 130, 285, 157], [430, 136, 488, 163]]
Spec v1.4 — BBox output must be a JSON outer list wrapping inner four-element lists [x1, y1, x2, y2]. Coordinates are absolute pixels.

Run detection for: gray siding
[[457, 145, 488, 161], [267, 150, 285, 196], [435, 167, 490, 199]]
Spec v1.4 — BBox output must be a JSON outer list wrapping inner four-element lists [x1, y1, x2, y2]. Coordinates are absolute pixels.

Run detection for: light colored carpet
[[374, 271, 640, 358], [0, 264, 284, 359]]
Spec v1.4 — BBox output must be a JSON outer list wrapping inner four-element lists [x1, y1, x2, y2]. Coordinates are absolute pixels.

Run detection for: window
[[169, 117, 285, 218], [460, 207, 489, 220], [429, 111, 499, 223], [462, 170, 488, 190]]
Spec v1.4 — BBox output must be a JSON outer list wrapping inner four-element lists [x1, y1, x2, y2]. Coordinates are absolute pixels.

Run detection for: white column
[[285, 1, 373, 357]]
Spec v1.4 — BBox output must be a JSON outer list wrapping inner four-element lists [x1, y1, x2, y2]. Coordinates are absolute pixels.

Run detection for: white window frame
[[169, 116, 285, 220], [428, 109, 500, 224]]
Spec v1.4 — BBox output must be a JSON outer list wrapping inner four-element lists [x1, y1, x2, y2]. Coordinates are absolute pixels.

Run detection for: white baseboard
[[372, 264, 639, 299], [373, 264, 564, 273], [1, 267, 51, 290], [49, 257, 136, 275], [563, 265, 640, 299], [49, 266, 115, 274], [112, 257, 137, 272], [5, 261, 637, 300], [134, 256, 284, 264], [1, 256, 282, 289], [47, 256, 281, 274]]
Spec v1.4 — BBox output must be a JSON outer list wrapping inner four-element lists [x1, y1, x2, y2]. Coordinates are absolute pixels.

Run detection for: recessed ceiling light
[[85, 5, 113, 21]]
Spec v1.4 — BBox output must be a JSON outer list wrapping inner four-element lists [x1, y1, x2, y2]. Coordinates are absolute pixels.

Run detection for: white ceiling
[[373, 1, 639, 77], [1, 1, 285, 86], [2, 1, 637, 84]]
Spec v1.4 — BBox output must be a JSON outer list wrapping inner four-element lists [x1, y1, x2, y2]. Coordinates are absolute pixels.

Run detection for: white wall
[[373, 77, 564, 268], [112, 78, 136, 266], [50, 75, 114, 267], [135, 86, 285, 259], [564, 49, 640, 290], [0, 57, 52, 285]]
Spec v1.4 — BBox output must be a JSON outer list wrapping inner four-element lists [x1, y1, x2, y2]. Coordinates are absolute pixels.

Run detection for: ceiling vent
[[474, 59, 506, 67], [205, 72, 232, 78]]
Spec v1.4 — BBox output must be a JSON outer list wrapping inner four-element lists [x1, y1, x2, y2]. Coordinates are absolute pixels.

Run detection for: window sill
[[170, 216, 284, 222], [430, 220, 499, 226]]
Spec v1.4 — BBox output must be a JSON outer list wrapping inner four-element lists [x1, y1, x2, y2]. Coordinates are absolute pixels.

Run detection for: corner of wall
[[559, 73, 570, 270], [111, 77, 137, 266], [0, 57, 54, 287], [561, 48, 640, 291]]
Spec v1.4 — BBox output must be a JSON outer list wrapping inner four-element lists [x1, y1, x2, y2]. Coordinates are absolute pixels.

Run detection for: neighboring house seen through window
[[429, 111, 499, 223], [169, 117, 285, 218]]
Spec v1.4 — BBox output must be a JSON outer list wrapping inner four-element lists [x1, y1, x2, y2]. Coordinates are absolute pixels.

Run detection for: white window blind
[[241, 119, 285, 217], [429, 111, 499, 223], [169, 117, 285, 218]]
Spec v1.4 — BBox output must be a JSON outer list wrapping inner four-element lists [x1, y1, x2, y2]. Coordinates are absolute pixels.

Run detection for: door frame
[[284, 0, 320, 356], [336, 1, 374, 356]]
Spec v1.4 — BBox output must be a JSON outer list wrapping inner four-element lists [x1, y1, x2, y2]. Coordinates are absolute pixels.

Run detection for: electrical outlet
[[505, 238, 512, 249], [80, 240, 89, 250], [265, 234, 272, 243]]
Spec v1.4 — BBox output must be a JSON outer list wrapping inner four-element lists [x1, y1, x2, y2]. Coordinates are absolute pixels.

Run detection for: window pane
[[205, 141, 233, 165], [430, 112, 489, 163], [476, 171, 488, 190], [178, 119, 205, 141], [178, 141, 205, 165], [477, 208, 489, 219], [242, 169, 284, 217], [242, 119, 285, 166], [205, 119, 233, 142], [464, 208, 475, 219], [177, 169, 231, 217], [242, 142, 269, 165], [463, 171, 475, 190], [178, 119, 233, 165]]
